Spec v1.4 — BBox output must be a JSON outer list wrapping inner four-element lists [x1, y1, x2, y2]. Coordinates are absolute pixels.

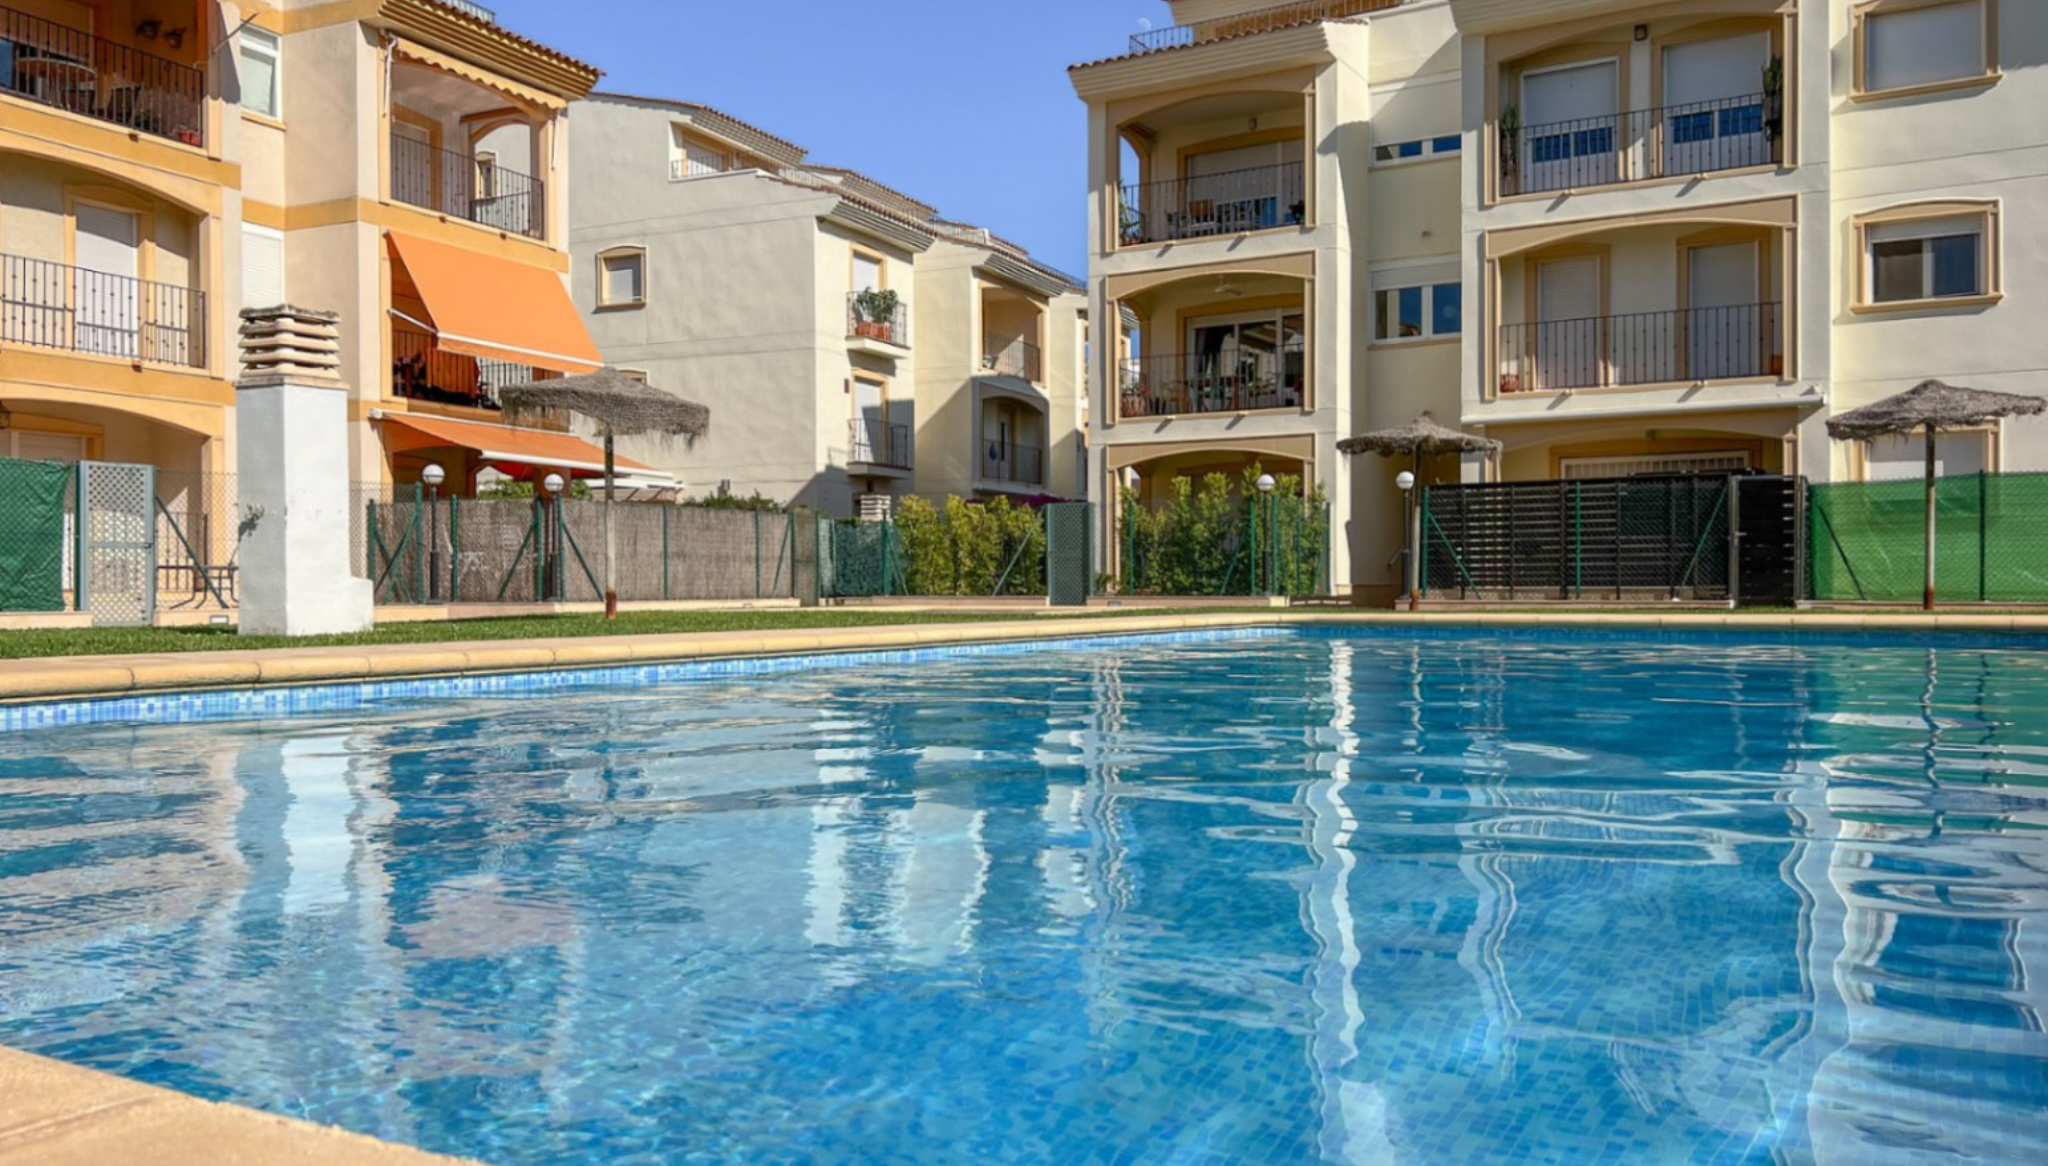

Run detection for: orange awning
[[377, 413, 667, 482], [386, 232, 604, 375]]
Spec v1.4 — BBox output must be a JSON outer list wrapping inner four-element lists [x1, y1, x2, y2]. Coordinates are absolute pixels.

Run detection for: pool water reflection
[[0, 632, 2044, 1165]]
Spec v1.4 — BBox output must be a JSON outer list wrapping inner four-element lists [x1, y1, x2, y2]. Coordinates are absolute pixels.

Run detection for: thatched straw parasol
[[501, 369, 710, 618], [1338, 412, 1502, 472], [1826, 379, 2043, 610]]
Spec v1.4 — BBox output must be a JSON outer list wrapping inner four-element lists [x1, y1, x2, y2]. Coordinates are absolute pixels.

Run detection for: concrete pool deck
[[6, 606, 2048, 1164], [4, 609, 2048, 704]]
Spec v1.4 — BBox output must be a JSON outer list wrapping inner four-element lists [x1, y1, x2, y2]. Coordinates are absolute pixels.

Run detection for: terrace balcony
[[847, 291, 909, 353], [981, 440, 1043, 487], [0, 4, 205, 147], [1119, 350, 1305, 419], [1119, 162, 1307, 246], [982, 335, 1042, 384], [391, 324, 551, 413], [1127, 0, 1406, 55], [1500, 93, 1781, 199], [0, 253, 206, 369], [390, 132, 547, 240], [1496, 302, 1783, 395]]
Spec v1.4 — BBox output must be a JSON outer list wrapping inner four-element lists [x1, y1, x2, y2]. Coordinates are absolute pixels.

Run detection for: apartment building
[[568, 93, 1084, 517], [1074, 0, 2045, 599], [0, 0, 613, 503]]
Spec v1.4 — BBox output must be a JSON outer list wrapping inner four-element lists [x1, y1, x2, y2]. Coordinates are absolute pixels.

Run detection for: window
[[1374, 135, 1461, 164], [670, 128, 731, 180], [852, 250, 884, 292], [1864, 213, 1990, 305], [1859, 0, 1991, 96], [598, 248, 646, 308], [1864, 430, 1990, 480], [242, 224, 285, 312], [239, 28, 281, 119], [1375, 282, 1462, 341]]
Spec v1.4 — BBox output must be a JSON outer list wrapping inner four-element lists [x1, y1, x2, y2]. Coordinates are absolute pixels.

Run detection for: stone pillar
[[235, 306, 375, 636]]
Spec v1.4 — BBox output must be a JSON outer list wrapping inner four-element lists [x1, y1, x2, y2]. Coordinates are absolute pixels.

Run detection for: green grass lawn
[[0, 607, 1259, 661]]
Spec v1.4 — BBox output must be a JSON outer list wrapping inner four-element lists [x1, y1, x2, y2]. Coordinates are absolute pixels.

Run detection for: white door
[[852, 378, 884, 460], [852, 252, 883, 293], [1521, 60, 1619, 192], [1687, 242, 1758, 381], [1662, 34, 1772, 175], [72, 203, 140, 359], [1535, 257, 1601, 390]]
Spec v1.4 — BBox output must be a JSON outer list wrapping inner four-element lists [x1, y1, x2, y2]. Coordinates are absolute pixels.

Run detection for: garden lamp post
[[542, 472, 566, 602], [1397, 469, 1417, 611], [1255, 473, 1276, 597], [422, 462, 445, 603]]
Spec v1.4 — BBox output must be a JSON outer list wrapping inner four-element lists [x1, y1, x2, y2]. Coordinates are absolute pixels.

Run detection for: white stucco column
[[235, 306, 375, 636]]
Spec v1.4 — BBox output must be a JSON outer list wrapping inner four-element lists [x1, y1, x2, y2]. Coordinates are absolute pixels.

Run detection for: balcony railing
[[0, 253, 206, 368], [1501, 92, 1780, 197], [847, 292, 909, 348], [391, 326, 549, 411], [848, 418, 913, 471], [1128, 0, 1405, 54], [982, 336, 1042, 383], [390, 133, 546, 240], [1119, 351, 1305, 418], [1497, 303, 1783, 394], [1119, 162, 1306, 246], [0, 5, 206, 146], [981, 440, 1043, 486]]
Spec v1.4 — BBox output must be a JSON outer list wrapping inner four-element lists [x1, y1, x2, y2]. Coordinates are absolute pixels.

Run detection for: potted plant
[[1498, 103, 1521, 195], [854, 287, 899, 342], [1762, 56, 1786, 151]]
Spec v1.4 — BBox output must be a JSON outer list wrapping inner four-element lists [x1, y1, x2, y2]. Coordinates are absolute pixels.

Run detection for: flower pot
[[1499, 373, 1522, 395]]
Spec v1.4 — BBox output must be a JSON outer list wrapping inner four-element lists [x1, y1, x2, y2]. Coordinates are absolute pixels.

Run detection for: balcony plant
[[854, 287, 900, 342], [1762, 56, 1785, 149], [1498, 103, 1521, 195]]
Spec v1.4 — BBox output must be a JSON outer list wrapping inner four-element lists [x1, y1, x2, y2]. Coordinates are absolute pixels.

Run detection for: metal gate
[[76, 460, 156, 625], [1044, 502, 1092, 607]]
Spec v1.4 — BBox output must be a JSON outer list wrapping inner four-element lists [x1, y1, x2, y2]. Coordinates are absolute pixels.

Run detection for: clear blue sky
[[490, 0, 1176, 277]]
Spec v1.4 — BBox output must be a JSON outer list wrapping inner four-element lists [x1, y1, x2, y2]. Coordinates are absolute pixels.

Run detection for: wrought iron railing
[[847, 292, 910, 347], [1497, 302, 1783, 394], [389, 133, 546, 239], [982, 335, 1043, 383], [391, 326, 552, 410], [1118, 351, 1306, 418], [1119, 161, 1307, 246], [0, 4, 206, 146], [981, 440, 1043, 486], [1501, 92, 1780, 197], [848, 418, 912, 470], [1128, 0, 1404, 54], [0, 253, 206, 368]]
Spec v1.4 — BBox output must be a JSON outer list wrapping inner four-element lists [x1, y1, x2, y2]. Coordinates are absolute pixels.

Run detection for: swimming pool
[[1, 628, 2044, 1165]]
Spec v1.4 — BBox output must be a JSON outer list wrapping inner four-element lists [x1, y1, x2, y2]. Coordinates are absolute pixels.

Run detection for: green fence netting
[[1809, 472, 2048, 603], [0, 458, 72, 612]]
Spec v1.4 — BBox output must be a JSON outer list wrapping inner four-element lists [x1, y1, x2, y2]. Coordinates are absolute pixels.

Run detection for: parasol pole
[[604, 426, 618, 620], [1923, 423, 1937, 612]]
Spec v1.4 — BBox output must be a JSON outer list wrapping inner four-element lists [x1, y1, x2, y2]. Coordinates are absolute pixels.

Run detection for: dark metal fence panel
[[0, 5, 206, 146], [389, 132, 546, 239], [1809, 472, 2048, 603], [1422, 476, 1734, 601]]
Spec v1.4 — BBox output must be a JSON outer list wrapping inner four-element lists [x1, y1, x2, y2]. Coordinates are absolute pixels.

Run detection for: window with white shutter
[[242, 225, 285, 312]]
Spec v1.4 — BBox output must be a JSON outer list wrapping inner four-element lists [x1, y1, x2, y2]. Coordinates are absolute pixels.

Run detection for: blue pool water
[[1, 630, 2045, 1166]]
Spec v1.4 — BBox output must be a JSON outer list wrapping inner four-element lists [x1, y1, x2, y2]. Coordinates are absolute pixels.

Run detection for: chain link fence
[[1809, 472, 2048, 603]]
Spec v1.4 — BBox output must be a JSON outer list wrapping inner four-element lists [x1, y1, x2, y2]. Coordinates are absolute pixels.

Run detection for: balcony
[[1501, 93, 1781, 198], [0, 254, 206, 368], [390, 133, 546, 240], [1127, 0, 1405, 54], [1119, 163, 1307, 246], [391, 326, 549, 411], [847, 291, 909, 351], [0, 5, 205, 147], [1119, 351, 1304, 418], [848, 418, 913, 472], [982, 335, 1042, 384], [981, 440, 1043, 487], [1497, 303, 1783, 394]]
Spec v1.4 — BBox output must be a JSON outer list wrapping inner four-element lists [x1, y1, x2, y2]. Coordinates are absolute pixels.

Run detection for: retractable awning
[[376, 412, 668, 482], [385, 232, 604, 375]]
